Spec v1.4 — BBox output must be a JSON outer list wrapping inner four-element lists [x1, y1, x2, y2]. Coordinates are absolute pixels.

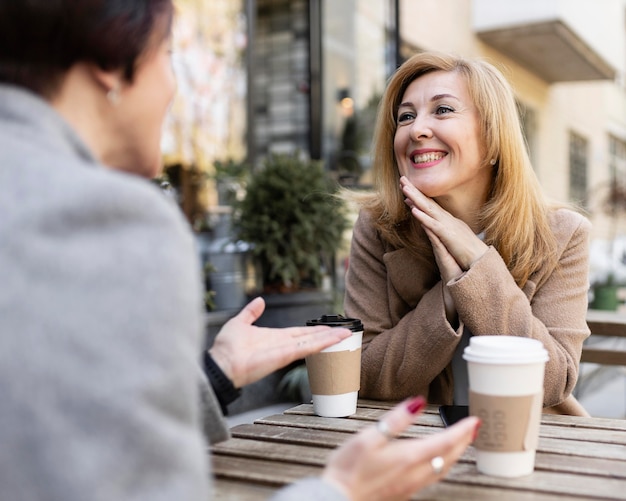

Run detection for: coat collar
[[0, 84, 97, 167]]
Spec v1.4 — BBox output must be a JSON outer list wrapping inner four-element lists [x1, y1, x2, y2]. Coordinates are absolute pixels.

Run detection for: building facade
[[166, 0, 626, 276]]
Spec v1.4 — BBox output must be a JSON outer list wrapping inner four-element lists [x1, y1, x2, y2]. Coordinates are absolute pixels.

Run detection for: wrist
[[208, 347, 235, 383], [203, 351, 242, 415]]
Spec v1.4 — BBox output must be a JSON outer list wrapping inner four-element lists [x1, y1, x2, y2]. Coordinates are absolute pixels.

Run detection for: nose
[[409, 116, 433, 140]]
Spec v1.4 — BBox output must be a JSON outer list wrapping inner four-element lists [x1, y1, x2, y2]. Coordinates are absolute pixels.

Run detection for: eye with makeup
[[435, 104, 454, 115], [397, 110, 416, 125]]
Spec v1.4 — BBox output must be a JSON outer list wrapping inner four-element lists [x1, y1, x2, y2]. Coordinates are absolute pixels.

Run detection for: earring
[[490, 158, 496, 165], [107, 84, 121, 106]]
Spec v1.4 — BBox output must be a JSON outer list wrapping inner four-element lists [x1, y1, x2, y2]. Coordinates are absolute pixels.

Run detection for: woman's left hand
[[400, 176, 488, 279], [321, 396, 481, 501]]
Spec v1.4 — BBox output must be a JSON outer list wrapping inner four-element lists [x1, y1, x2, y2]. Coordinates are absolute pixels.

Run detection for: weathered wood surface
[[582, 309, 626, 365], [587, 309, 626, 339], [211, 401, 626, 500]]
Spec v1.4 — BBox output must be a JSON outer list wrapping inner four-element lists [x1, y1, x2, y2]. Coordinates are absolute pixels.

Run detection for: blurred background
[[163, 0, 626, 299], [160, 0, 626, 418]]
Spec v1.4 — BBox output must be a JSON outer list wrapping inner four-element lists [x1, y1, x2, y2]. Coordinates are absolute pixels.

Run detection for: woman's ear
[[87, 64, 125, 105]]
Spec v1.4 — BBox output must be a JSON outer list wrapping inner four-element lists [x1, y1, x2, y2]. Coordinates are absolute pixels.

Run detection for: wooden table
[[584, 309, 626, 365], [211, 400, 626, 500]]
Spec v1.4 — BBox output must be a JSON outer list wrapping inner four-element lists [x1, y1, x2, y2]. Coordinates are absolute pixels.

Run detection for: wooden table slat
[[288, 403, 626, 432], [581, 345, 626, 365], [214, 435, 626, 479], [212, 452, 626, 500], [212, 401, 626, 500], [276, 406, 626, 447], [586, 309, 626, 338]]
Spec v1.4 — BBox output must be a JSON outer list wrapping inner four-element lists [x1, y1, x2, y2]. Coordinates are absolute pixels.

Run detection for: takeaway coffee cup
[[305, 315, 363, 417], [463, 336, 549, 477]]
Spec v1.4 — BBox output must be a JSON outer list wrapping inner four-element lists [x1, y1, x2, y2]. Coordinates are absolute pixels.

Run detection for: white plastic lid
[[463, 335, 549, 365]]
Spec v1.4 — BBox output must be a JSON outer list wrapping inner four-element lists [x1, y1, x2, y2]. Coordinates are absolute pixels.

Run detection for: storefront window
[[322, 0, 397, 187], [162, 0, 247, 224]]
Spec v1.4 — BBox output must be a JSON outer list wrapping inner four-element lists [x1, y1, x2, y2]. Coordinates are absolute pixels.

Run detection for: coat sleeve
[[450, 210, 591, 406], [344, 208, 591, 408], [344, 210, 463, 401], [199, 368, 231, 444]]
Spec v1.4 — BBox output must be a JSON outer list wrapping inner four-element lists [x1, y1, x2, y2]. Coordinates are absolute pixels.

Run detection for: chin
[[407, 181, 439, 198]]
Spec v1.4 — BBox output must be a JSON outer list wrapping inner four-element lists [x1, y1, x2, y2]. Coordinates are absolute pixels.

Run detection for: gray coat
[[0, 85, 344, 500]]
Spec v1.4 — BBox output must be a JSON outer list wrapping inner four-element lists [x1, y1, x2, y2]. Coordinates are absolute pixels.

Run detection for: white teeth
[[412, 152, 445, 164]]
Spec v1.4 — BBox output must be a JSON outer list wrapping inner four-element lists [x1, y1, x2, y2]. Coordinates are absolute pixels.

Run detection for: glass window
[[321, 0, 397, 187], [569, 132, 588, 207], [163, 0, 247, 221], [250, 0, 310, 159], [609, 135, 626, 182]]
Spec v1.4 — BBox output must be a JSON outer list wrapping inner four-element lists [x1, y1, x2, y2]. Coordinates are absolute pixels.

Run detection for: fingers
[[413, 416, 480, 474], [371, 396, 426, 443], [322, 401, 479, 500], [400, 176, 438, 215], [234, 296, 265, 325], [385, 415, 479, 498], [289, 327, 352, 358]]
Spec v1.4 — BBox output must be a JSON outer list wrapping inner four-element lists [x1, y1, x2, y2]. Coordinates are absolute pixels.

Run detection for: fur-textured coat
[[344, 208, 591, 416], [0, 85, 346, 501]]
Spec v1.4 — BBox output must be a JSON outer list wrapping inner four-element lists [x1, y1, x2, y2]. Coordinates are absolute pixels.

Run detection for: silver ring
[[375, 420, 395, 440], [430, 455, 444, 475]]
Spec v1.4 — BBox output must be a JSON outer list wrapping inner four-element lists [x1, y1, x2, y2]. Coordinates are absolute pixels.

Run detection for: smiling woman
[[343, 51, 592, 417], [393, 71, 490, 217]]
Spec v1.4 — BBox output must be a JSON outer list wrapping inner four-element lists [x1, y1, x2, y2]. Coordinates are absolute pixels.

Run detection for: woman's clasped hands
[[400, 176, 488, 281], [400, 175, 489, 326]]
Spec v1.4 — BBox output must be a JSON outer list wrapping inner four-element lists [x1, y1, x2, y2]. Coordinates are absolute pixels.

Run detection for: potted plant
[[232, 152, 349, 319], [591, 177, 626, 310], [225, 152, 349, 413]]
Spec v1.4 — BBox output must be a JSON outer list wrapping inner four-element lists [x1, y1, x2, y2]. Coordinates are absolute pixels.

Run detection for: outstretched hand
[[209, 297, 351, 388], [322, 397, 480, 501]]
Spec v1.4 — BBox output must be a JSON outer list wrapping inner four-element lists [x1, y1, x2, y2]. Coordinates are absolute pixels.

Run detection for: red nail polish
[[407, 396, 426, 415], [472, 419, 482, 441]]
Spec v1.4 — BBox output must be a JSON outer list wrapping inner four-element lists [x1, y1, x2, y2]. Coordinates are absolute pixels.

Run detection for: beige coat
[[344, 208, 591, 416]]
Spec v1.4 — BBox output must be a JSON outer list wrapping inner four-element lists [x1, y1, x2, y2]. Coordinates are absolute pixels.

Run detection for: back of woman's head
[[0, 0, 173, 98]]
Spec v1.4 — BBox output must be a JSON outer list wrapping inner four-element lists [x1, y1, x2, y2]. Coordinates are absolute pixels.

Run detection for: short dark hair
[[0, 0, 174, 97]]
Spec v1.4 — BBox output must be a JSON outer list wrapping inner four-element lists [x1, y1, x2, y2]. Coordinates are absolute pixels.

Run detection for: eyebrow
[[398, 93, 460, 108]]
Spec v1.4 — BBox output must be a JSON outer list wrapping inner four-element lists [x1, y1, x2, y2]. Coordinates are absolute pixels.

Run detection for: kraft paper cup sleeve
[[470, 390, 543, 452], [305, 348, 361, 395]]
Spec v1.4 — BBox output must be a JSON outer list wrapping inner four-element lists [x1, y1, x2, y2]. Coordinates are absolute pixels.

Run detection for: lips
[[412, 152, 446, 164]]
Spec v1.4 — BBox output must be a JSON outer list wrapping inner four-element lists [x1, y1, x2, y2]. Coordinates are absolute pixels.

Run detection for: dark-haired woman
[[0, 2, 478, 500]]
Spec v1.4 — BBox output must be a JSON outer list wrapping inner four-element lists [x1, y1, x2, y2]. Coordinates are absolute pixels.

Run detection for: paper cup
[[463, 336, 549, 477], [305, 315, 363, 417]]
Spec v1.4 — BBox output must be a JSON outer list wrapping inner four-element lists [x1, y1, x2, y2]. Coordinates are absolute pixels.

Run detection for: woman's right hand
[[321, 397, 480, 501]]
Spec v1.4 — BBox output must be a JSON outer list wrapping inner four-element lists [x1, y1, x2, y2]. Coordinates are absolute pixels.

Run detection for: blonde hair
[[353, 51, 557, 287]]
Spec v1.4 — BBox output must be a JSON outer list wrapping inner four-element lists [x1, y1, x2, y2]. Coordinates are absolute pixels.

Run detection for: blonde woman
[[344, 51, 591, 416]]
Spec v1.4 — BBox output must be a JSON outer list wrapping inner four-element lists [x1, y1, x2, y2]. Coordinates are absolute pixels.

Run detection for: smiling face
[[393, 70, 493, 211]]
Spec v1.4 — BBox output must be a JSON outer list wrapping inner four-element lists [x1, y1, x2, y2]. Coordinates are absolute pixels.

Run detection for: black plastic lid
[[306, 314, 363, 332]]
